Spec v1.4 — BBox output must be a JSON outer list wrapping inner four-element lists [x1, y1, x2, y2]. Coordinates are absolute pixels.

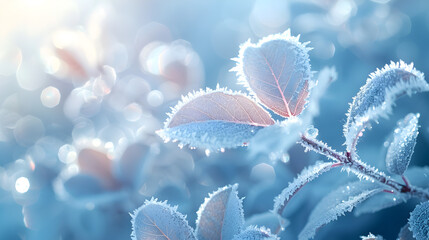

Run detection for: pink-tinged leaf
[[157, 87, 274, 150], [196, 184, 244, 240], [232, 29, 313, 118]]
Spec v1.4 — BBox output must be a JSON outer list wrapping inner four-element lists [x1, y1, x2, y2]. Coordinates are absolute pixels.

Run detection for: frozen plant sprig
[[155, 30, 429, 239]]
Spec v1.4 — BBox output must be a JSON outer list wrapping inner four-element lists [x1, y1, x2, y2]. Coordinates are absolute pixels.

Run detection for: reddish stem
[[299, 134, 429, 201]]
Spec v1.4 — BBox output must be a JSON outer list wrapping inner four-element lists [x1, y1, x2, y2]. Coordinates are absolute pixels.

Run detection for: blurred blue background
[[1, 0, 429, 239]]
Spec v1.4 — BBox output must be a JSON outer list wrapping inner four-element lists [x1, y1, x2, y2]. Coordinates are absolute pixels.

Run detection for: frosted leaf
[[245, 211, 289, 234], [398, 224, 416, 240], [249, 117, 303, 159], [360, 233, 384, 240], [409, 201, 429, 240], [232, 29, 313, 118], [299, 181, 383, 240], [354, 191, 408, 216], [131, 198, 196, 240], [196, 184, 244, 240], [344, 61, 428, 151], [232, 226, 279, 240], [274, 161, 336, 215], [157, 87, 274, 150], [385, 113, 420, 175]]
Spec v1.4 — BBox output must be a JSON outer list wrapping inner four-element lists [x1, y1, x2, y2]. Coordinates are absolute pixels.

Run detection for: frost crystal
[[344, 61, 428, 151], [232, 226, 279, 240], [232, 29, 313, 118], [409, 201, 429, 240], [157, 87, 274, 151], [196, 184, 244, 240], [299, 181, 383, 240], [360, 233, 384, 240], [131, 198, 196, 240], [385, 113, 420, 175], [273, 161, 335, 215]]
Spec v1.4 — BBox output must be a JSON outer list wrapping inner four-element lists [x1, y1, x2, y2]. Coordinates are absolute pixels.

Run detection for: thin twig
[[299, 134, 429, 201]]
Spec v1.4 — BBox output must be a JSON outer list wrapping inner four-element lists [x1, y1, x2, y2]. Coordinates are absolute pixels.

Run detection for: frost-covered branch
[[299, 135, 429, 201]]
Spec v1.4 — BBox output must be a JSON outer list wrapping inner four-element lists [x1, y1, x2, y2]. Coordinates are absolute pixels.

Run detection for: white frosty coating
[[409, 201, 429, 240], [273, 161, 335, 215], [232, 226, 279, 240], [344, 60, 428, 151], [195, 184, 245, 240], [131, 197, 196, 240], [298, 181, 383, 240], [157, 120, 264, 151], [360, 233, 384, 240], [231, 29, 314, 118], [385, 113, 420, 175], [162, 85, 273, 129]]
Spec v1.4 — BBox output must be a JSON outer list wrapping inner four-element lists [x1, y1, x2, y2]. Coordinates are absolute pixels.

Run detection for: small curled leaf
[[157, 87, 274, 151], [232, 29, 313, 118], [385, 113, 420, 175], [344, 61, 428, 151], [131, 198, 196, 240], [196, 184, 244, 240], [232, 226, 279, 240], [409, 201, 429, 240]]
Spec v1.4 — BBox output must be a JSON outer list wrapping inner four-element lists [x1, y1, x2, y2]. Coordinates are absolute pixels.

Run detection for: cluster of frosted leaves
[[299, 181, 383, 240], [360, 233, 384, 240], [159, 30, 316, 152], [232, 226, 279, 240], [385, 113, 420, 175], [131, 198, 196, 240], [246, 211, 289, 235], [232, 29, 313, 118], [409, 201, 429, 240], [273, 161, 336, 215], [196, 184, 245, 240], [344, 61, 428, 151], [157, 87, 274, 151]]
